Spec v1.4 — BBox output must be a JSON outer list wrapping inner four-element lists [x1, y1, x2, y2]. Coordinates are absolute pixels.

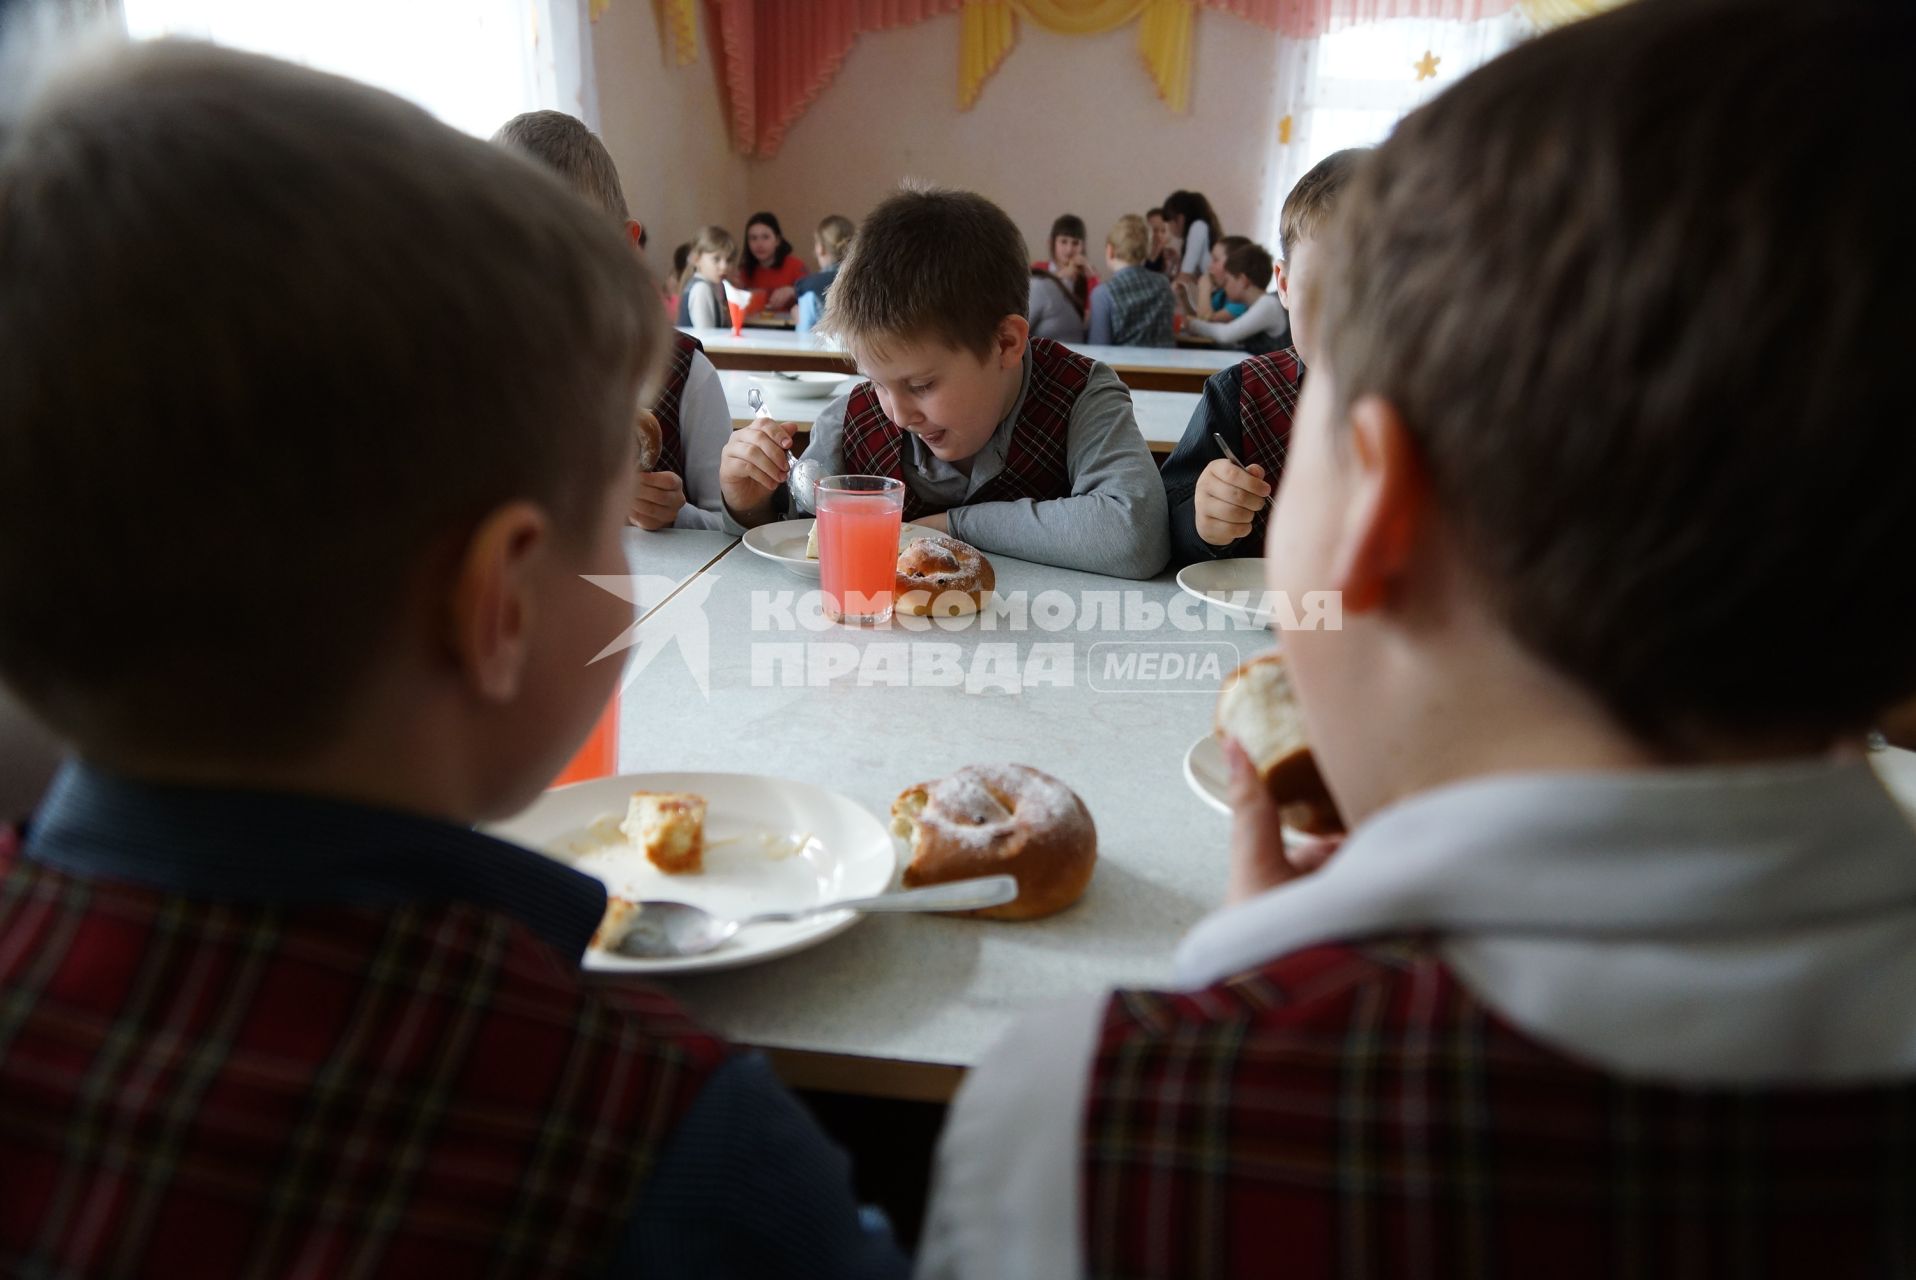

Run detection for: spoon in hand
[[613, 874, 1019, 959], [747, 385, 820, 514]]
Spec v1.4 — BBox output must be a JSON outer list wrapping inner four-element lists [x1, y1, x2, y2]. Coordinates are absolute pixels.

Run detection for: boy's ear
[[1274, 259, 1293, 311], [625, 219, 645, 249], [995, 314, 1030, 368], [1329, 394, 1429, 615], [446, 501, 550, 703]]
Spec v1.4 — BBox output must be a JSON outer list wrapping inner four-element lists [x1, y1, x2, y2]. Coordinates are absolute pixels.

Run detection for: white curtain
[[1260, 12, 1533, 252], [120, 0, 597, 137]]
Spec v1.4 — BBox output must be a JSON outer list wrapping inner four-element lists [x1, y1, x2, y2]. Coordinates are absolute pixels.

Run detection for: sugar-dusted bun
[[890, 764, 1095, 920], [633, 409, 663, 473], [1214, 652, 1344, 836], [896, 534, 995, 617]]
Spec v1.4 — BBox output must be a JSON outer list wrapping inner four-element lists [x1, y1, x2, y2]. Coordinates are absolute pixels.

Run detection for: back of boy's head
[[1215, 234, 1252, 260], [822, 185, 1027, 359], [0, 38, 662, 762], [492, 108, 629, 224], [1315, 0, 1916, 750], [1105, 214, 1150, 266], [1279, 149, 1365, 260], [1223, 242, 1274, 291]]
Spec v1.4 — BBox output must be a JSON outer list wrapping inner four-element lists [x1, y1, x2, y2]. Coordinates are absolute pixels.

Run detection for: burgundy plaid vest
[[0, 841, 730, 1277], [650, 331, 704, 478], [1233, 346, 1303, 548], [1083, 939, 1916, 1279], [840, 337, 1090, 523]]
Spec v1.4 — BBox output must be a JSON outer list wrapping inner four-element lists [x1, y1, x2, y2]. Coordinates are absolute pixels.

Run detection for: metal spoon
[[747, 385, 820, 515], [613, 874, 1019, 959]]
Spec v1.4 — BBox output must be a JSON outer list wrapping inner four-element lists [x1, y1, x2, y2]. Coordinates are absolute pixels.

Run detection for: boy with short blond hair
[[1159, 148, 1365, 567], [922, 1, 1916, 1274], [1088, 213, 1176, 347], [493, 108, 731, 532], [720, 185, 1169, 579], [0, 39, 902, 1278]]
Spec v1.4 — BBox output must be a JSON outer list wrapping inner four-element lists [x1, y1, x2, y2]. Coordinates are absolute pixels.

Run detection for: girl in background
[[737, 211, 807, 317], [676, 225, 737, 329]]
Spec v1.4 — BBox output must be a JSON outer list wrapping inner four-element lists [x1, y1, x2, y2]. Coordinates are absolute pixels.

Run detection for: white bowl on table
[[749, 371, 855, 402]]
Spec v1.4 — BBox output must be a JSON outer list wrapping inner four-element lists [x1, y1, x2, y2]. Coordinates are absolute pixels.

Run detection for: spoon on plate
[[747, 385, 821, 514], [613, 874, 1018, 959]]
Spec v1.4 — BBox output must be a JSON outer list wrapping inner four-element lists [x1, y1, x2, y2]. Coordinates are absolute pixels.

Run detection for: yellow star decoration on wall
[[1278, 114, 1293, 144], [1414, 50, 1441, 80]]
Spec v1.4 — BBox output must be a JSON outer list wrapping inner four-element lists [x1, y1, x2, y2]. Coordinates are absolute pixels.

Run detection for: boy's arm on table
[[672, 352, 729, 531], [1161, 365, 1260, 566], [946, 365, 1171, 580], [619, 1053, 910, 1279], [1185, 294, 1281, 346], [914, 994, 1109, 1280]]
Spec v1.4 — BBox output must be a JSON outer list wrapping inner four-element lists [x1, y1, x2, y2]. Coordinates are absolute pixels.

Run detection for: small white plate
[[1176, 558, 1273, 626], [750, 372, 854, 401], [1183, 733, 1328, 848], [490, 771, 897, 974], [741, 518, 936, 579]]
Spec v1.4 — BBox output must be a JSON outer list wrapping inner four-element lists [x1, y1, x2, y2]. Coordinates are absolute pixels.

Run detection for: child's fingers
[[1221, 736, 1295, 904]]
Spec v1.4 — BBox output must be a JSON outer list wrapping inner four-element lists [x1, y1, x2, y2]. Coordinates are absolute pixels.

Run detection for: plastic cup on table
[[550, 694, 619, 787], [814, 475, 905, 625], [728, 300, 745, 336]]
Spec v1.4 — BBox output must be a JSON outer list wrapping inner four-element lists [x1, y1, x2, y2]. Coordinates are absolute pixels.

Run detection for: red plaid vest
[[0, 842, 730, 1277], [1233, 346, 1303, 548], [1083, 939, 1916, 1279], [650, 331, 704, 478], [840, 337, 1090, 523]]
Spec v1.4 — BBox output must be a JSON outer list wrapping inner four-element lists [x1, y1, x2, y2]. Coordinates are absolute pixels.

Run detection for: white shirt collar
[[1175, 755, 1916, 1083]]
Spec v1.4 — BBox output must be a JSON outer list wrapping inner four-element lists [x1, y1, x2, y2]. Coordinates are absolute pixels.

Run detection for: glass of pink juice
[[815, 475, 905, 624]]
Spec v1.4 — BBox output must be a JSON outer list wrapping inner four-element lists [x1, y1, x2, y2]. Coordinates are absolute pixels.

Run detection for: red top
[[738, 254, 808, 317]]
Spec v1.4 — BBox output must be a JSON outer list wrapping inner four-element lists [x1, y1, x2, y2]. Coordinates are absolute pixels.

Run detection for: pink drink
[[816, 477, 905, 624]]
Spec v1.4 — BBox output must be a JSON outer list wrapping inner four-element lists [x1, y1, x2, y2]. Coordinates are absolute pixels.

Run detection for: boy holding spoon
[[1159, 150, 1365, 567]]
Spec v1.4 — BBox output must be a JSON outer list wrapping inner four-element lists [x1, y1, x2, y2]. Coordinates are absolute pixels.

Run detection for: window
[[1264, 13, 1533, 252], [121, 0, 595, 138]]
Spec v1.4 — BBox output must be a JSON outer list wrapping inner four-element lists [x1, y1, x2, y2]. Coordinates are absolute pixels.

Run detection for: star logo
[[1414, 50, 1441, 81], [582, 572, 717, 698]]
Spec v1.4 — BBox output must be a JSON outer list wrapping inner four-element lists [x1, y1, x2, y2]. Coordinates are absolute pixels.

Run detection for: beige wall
[[592, 9, 1285, 277], [591, 2, 749, 279]]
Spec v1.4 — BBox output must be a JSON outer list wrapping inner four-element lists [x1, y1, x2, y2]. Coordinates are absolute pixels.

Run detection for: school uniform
[[651, 332, 729, 530], [1159, 347, 1304, 567], [727, 337, 1168, 580], [1087, 264, 1176, 347], [675, 275, 724, 330], [0, 765, 908, 1279], [918, 756, 1916, 1279]]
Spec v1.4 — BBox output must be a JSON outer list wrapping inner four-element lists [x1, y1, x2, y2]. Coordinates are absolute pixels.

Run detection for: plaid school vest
[[840, 337, 1090, 524], [1233, 346, 1304, 549], [651, 330, 703, 479], [1083, 939, 1916, 1280], [0, 842, 730, 1278]]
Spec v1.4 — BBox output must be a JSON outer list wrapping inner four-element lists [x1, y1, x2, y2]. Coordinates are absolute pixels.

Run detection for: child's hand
[[1222, 736, 1339, 905], [629, 470, 685, 531], [719, 416, 794, 526], [1194, 458, 1272, 546], [767, 286, 797, 312]]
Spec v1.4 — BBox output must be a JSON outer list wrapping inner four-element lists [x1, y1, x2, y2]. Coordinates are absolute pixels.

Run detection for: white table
[[609, 541, 1270, 1099], [716, 370, 1199, 453], [684, 327, 1244, 394], [620, 526, 737, 620]]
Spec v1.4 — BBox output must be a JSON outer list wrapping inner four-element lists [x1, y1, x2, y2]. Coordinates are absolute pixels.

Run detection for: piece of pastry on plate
[[590, 895, 642, 952], [619, 791, 707, 874], [1213, 652, 1345, 837]]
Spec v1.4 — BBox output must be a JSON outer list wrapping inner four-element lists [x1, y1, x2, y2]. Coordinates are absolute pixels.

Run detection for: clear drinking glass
[[814, 475, 905, 624]]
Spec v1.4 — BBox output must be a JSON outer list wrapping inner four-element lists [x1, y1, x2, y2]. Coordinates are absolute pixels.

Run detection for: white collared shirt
[[916, 752, 1916, 1280]]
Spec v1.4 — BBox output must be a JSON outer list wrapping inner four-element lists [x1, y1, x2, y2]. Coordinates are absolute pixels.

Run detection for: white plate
[[750, 372, 854, 401], [1183, 732, 1234, 817], [1183, 733, 1328, 847], [1176, 558, 1273, 626], [741, 518, 936, 579], [491, 771, 897, 974]]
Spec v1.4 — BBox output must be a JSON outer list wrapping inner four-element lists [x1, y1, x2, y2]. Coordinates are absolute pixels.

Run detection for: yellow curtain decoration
[[655, 0, 699, 65], [1518, 0, 1630, 28], [960, 0, 1197, 112]]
